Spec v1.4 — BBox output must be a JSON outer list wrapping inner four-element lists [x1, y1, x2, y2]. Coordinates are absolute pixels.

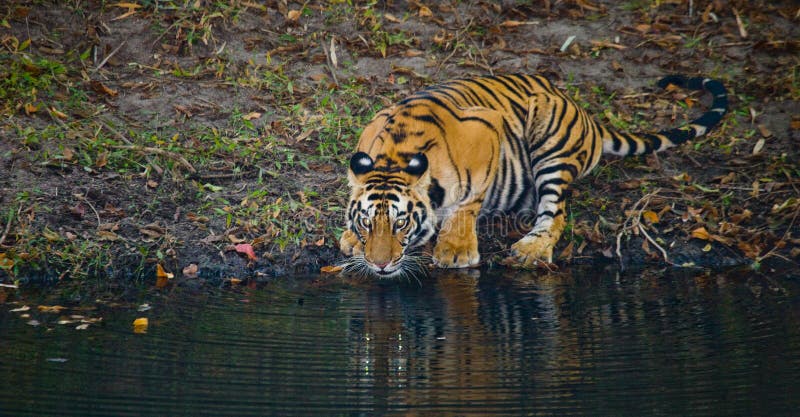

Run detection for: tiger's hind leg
[[510, 160, 573, 265]]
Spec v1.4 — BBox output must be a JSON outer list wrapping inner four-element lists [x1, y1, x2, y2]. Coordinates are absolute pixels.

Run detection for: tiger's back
[[341, 73, 728, 275]]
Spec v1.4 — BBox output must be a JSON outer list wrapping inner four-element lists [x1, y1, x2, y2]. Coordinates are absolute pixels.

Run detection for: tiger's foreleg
[[339, 229, 363, 256], [433, 200, 482, 268], [510, 160, 573, 264]]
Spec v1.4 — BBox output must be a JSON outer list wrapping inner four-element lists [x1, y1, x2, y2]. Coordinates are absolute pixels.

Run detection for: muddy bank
[[1, 1, 798, 291]]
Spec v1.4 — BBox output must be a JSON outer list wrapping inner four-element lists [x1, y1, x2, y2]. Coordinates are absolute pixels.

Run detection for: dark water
[[1, 267, 799, 416]]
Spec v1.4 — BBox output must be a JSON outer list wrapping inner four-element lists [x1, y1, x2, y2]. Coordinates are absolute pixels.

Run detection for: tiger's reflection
[[345, 269, 587, 415]]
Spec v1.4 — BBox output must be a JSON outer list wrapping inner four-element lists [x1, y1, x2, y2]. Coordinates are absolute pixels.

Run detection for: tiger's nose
[[373, 261, 390, 269]]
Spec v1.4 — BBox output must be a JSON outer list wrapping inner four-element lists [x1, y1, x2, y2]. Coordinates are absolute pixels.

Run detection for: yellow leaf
[[418, 5, 432, 17], [702, 243, 713, 252], [642, 210, 659, 224], [24, 103, 38, 115], [133, 317, 148, 334], [155, 264, 173, 288], [690, 227, 710, 240]]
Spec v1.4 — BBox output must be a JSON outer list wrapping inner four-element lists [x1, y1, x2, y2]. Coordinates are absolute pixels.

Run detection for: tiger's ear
[[348, 152, 374, 186], [405, 153, 430, 190]]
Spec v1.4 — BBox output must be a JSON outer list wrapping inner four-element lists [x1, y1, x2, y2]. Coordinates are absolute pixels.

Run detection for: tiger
[[339, 74, 728, 277]]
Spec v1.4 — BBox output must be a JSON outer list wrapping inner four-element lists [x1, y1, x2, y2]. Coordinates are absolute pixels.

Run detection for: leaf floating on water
[[133, 317, 148, 334], [320, 265, 343, 274], [38, 305, 67, 313], [46, 358, 68, 363], [137, 303, 151, 312], [235, 243, 257, 261], [75, 323, 90, 330], [10, 305, 30, 312]]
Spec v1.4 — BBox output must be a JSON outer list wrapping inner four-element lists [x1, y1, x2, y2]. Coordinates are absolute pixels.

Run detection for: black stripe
[[535, 163, 578, 180]]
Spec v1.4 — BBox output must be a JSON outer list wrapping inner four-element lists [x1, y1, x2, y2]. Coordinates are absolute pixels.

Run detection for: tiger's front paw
[[339, 229, 363, 256], [510, 234, 555, 266], [433, 235, 479, 268]]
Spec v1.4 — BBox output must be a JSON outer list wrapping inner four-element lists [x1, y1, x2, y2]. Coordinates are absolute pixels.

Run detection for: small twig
[[76, 194, 102, 227], [757, 206, 800, 265], [94, 41, 127, 72], [0, 209, 14, 247], [96, 117, 133, 145], [321, 36, 339, 87], [638, 223, 670, 264], [616, 189, 671, 266], [150, 16, 188, 48]]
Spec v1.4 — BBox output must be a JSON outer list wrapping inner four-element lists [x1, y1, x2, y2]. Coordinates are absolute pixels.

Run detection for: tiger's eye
[[395, 218, 408, 229], [359, 216, 371, 229]]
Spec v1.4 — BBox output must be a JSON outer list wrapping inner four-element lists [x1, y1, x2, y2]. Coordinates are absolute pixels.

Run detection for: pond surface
[[1, 267, 799, 416]]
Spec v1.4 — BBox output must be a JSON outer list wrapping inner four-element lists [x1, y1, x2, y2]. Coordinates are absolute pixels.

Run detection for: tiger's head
[[343, 151, 437, 278]]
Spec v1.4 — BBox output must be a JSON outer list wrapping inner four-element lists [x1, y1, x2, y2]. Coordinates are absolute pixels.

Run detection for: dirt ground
[[0, 0, 798, 289]]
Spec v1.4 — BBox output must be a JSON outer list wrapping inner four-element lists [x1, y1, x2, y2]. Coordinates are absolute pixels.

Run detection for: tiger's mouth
[[367, 259, 402, 276]]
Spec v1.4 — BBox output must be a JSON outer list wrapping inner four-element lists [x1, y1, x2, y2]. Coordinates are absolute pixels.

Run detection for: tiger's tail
[[601, 75, 728, 156]]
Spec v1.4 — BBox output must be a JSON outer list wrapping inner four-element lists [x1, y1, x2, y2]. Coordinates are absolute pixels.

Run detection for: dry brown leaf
[[752, 138, 765, 154], [97, 230, 121, 241], [790, 117, 800, 130], [500, 20, 537, 28], [182, 263, 199, 278], [757, 124, 772, 138], [321, 265, 343, 274], [50, 107, 68, 120], [590, 40, 626, 50], [235, 243, 257, 261], [690, 227, 710, 240], [90, 81, 118, 96], [642, 210, 660, 224], [242, 111, 261, 121], [286, 9, 301, 21]]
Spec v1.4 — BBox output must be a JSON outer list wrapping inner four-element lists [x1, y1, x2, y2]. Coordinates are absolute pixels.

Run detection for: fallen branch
[[112, 145, 196, 174], [94, 40, 127, 72]]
